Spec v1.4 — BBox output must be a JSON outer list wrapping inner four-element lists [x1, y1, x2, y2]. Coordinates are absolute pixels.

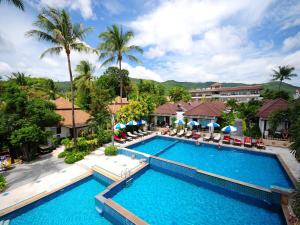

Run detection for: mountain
[[57, 78, 299, 95]]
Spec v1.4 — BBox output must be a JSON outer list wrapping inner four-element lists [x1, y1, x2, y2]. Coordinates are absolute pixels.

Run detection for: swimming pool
[[1, 176, 112, 225], [127, 136, 294, 189], [112, 169, 286, 225]]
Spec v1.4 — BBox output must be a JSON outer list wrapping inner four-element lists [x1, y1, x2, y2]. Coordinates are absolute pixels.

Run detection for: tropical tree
[[169, 86, 191, 102], [0, 0, 24, 10], [98, 24, 143, 101], [7, 72, 28, 86], [272, 65, 297, 91], [26, 7, 94, 146], [74, 60, 95, 110]]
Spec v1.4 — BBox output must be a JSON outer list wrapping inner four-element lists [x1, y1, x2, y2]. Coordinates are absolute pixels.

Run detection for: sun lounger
[[127, 132, 137, 138], [121, 132, 132, 141], [133, 131, 144, 136], [213, 133, 221, 142], [177, 130, 184, 137], [222, 135, 231, 144], [256, 139, 265, 149], [138, 129, 148, 135], [203, 133, 211, 141], [143, 127, 152, 134], [169, 129, 177, 136], [192, 132, 201, 139], [185, 131, 193, 138], [114, 135, 125, 143], [244, 137, 252, 147], [233, 138, 242, 146]]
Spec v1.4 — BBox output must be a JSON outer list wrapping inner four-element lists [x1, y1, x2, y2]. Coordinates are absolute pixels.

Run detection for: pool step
[[0, 220, 10, 225]]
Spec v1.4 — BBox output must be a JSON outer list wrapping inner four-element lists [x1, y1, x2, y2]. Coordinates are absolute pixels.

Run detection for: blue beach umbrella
[[114, 123, 126, 130], [188, 121, 199, 126], [221, 125, 237, 133], [127, 120, 138, 126], [137, 120, 147, 126], [207, 122, 220, 128], [175, 119, 185, 126]]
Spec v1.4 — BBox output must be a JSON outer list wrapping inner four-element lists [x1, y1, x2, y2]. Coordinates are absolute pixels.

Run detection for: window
[[56, 127, 61, 134]]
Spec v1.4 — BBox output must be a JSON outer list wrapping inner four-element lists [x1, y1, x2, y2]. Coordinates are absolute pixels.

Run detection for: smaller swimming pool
[[1, 176, 112, 225], [112, 169, 286, 225], [127, 136, 294, 189]]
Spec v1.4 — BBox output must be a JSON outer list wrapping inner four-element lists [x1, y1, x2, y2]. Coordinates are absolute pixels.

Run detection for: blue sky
[[0, 0, 300, 85]]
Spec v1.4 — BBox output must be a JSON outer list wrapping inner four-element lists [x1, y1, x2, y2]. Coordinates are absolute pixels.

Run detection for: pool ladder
[[121, 168, 130, 179]]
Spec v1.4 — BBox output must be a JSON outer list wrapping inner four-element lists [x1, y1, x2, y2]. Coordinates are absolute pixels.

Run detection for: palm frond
[[101, 57, 116, 67], [40, 46, 63, 58], [25, 30, 57, 44], [125, 54, 142, 64], [1, 0, 24, 10]]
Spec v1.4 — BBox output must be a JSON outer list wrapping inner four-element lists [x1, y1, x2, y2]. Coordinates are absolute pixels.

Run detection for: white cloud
[[283, 32, 300, 51], [39, 0, 94, 19], [0, 62, 13, 74], [122, 62, 163, 82]]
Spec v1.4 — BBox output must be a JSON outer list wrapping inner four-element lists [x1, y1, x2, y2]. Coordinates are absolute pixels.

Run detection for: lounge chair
[[256, 139, 265, 149], [213, 133, 221, 142], [138, 129, 148, 135], [203, 133, 211, 141], [161, 128, 169, 135], [244, 137, 252, 147], [114, 135, 125, 143], [192, 132, 201, 140], [233, 138, 242, 146], [143, 127, 152, 134], [169, 129, 177, 136], [185, 131, 193, 138], [127, 132, 137, 138], [222, 135, 231, 144], [121, 132, 132, 141], [133, 131, 144, 137], [177, 130, 184, 137]]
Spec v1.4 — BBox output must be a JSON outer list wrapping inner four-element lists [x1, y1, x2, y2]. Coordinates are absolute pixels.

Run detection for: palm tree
[[74, 60, 95, 109], [26, 7, 94, 146], [0, 0, 24, 10], [98, 24, 143, 102], [272, 65, 297, 91], [8, 72, 28, 86]]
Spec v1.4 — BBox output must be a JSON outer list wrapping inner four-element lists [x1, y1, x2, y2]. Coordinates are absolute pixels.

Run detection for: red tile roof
[[257, 98, 289, 118], [184, 101, 225, 117], [108, 96, 129, 114], [53, 97, 91, 128]]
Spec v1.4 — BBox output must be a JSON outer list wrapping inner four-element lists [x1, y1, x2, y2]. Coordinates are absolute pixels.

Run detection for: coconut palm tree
[[8, 72, 28, 86], [0, 0, 24, 10], [26, 7, 94, 146], [98, 24, 143, 102], [272, 65, 297, 91], [74, 60, 95, 109]]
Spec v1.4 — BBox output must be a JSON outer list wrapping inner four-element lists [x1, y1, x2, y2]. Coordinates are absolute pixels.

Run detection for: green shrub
[[104, 145, 118, 156], [77, 137, 90, 152], [0, 175, 6, 192], [64, 151, 85, 164], [61, 138, 72, 149], [97, 129, 112, 146], [58, 151, 67, 158]]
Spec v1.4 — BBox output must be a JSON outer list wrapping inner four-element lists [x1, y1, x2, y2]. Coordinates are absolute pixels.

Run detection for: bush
[[64, 151, 85, 164], [97, 129, 112, 146], [58, 151, 67, 158], [77, 137, 90, 152], [61, 138, 72, 149], [104, 145, 118, 156], [0, 175, 6, 192]]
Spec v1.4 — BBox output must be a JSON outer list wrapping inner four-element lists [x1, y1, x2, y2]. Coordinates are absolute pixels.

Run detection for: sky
[[0, 0, 300, 86]]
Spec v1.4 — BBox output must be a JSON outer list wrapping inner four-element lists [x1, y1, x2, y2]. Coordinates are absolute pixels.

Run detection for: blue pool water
[[113, 169, 285, 225], [129, 136, 174, 155], [2, 176, 112, 225], [128, 136, 293, 189]]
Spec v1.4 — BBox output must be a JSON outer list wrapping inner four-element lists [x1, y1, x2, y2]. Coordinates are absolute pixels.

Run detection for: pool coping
[[0, 170, 93, 217]]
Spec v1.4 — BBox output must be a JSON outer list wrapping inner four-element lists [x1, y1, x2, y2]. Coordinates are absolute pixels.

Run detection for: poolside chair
[[121, 132, 132, 141], [114, 135, 125, 143], [169, 129, 177, 136], [192, 132, 201, 140], [177, 130, 184, 137], [133, 131, 144, 137], [127, 132, 137, 138], [256, 139, 266, 149], [185, 130, 193, 138], [213, 133, 221, 142], [222, 135, 231, 144], [203, 133, 211, 141], [233, 138, 242, 146], [138, 129, 148, 135], [161, 128, 170, 135], [244, 137, 252, 147], [143, 127, 152, 134]]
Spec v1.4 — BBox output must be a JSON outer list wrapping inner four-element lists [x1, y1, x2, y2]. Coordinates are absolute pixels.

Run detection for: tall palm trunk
[[118, 55, 123, 104], [66, 52, 77, 147], [279, 79, 283, 91]]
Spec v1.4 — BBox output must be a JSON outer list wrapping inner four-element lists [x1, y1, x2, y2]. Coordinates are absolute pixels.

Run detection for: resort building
[[294, 88, 300, 99], [257, 98, 289, 138], [107, 96, 129, 114], [46, 97, 91, 138], [190, 83, 263, 102], [152, 101, 225, 127]]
